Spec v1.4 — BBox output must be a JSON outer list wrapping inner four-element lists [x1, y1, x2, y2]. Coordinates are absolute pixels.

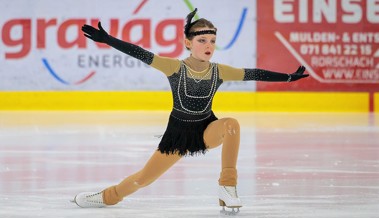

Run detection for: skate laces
[[86, 192, 104, 204], [224, 186, 238, 198]]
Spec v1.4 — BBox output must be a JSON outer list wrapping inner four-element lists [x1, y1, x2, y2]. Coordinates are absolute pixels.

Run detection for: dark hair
[[184, 9, 217, 50], [186, 18, 217, 40]]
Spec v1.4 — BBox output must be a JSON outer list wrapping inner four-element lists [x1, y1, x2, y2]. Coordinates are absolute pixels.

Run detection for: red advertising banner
[[257, 0, 379, 92]]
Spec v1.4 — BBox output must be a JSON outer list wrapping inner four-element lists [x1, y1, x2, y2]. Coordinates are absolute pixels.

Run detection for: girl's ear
[[184, 38, 192, 50]]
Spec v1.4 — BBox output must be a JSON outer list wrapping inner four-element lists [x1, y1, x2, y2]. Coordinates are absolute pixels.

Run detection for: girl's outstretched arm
[[82, 22, 180, 76], [82, 22, 154, 65], [243, 66, 308, 82], [219, 64, 308, 82]]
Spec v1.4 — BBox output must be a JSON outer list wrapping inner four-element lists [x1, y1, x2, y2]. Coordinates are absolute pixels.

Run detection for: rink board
[[0, 91, 372, 112]]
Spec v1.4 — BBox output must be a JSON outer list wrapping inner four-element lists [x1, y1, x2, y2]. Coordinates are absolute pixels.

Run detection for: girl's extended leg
[[102, 150, 182, 205], [203, 118, 240, 186]]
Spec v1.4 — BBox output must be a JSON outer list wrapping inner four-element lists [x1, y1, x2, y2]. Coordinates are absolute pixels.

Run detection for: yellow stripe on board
[[0, 91, 172, 111], [213, 92, 369, 112], [375, 93, 379, 113], [0, 91, 370, 112]]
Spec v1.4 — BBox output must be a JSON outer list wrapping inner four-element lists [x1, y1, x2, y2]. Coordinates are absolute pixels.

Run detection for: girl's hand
[[289, 66, 308, 81], [81, 22, 109, 43]]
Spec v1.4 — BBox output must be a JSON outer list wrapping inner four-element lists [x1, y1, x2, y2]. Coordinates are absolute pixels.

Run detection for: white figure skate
[[218, 186, 242, 215], [71, 192, 106, 208]]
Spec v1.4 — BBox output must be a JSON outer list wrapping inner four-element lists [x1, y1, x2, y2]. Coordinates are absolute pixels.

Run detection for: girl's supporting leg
[[203, 118, 240, 186], [102, 150, 182, 205]]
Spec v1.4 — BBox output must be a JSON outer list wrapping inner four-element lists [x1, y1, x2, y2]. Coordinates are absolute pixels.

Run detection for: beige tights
[[203, 118, 240, 186], [102, 117, 240, 205]]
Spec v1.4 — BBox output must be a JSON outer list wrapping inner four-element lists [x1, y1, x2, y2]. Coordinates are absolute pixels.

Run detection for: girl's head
[[184, 9, 217, 61]]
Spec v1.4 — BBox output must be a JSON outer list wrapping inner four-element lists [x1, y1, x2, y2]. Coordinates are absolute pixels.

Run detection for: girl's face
[[185, 28, 217, 62]]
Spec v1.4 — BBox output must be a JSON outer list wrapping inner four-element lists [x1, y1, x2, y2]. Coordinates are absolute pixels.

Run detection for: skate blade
[[220, 207, 240, 216], [70, 195, 81, 207]]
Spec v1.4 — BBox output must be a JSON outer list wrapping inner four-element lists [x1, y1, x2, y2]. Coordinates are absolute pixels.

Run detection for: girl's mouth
[[205, 51, 211, 55]]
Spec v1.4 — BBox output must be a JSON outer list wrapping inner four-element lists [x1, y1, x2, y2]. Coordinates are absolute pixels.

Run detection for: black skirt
[[158, 109, 218, 156]]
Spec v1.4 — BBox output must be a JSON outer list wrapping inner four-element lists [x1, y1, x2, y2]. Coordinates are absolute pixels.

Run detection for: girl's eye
[[198, 39, 206, 43], [211, 40, 216, 44]]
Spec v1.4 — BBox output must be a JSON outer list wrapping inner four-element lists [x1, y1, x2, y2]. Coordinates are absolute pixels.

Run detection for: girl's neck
[[183, 55, 210, 72]]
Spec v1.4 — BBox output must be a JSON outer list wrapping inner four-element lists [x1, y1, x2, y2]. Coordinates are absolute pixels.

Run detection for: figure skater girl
[[73, 8, 308, 214]]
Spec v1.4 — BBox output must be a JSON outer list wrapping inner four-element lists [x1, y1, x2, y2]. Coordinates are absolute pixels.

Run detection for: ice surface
[[0, 112, 378, 217]]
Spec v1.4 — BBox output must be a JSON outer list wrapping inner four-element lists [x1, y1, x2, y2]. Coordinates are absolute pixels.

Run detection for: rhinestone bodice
[[167, 62, 223, 115]]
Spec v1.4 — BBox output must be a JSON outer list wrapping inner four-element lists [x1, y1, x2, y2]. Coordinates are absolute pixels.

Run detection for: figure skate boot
[[72, 191, 106, 208], [218, 186, 242, 215]]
